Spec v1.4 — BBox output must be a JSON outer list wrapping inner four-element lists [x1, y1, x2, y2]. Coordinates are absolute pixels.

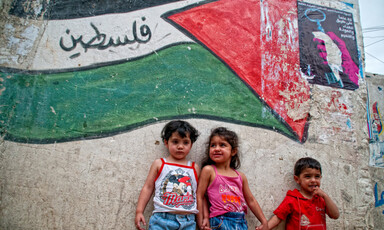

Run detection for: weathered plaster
[[0, 0, 380, 229]]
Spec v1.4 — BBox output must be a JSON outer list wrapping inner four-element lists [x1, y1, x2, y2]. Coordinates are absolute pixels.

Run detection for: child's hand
[[313, 186, 326, 198], [200, 218, 211, 230], [313, 186, 340, 219], [135, 213, 146, 230], [256, 224, 269, 230]]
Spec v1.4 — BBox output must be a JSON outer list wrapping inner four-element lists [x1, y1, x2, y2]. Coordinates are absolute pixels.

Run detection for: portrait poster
[[298, 1, 359, 90]]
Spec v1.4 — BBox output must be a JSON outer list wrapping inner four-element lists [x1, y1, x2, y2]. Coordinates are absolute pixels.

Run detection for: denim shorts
[[209, 212, 247, 230], [148, 212, 196, 230]]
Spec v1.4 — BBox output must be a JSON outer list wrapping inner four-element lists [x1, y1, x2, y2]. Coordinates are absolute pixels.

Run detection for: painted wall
[[0, 0, 378, 229], [366, 72, 384, 228]]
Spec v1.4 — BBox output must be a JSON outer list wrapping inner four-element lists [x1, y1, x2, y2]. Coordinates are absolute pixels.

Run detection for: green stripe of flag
[[0, 44, 293, 143]]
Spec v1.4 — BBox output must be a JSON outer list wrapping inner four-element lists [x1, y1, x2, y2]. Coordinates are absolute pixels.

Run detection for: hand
[[255, 224, 263, 230], [313, 186, 340, 219], [327, 31, 359, 85], [313, 31, 359, 85], [312, 186, 326, 198], [313, 35, 329, 65], [200, 218, 211, 230], [256, 223, 269, 230], [135, 213, 146, 230]]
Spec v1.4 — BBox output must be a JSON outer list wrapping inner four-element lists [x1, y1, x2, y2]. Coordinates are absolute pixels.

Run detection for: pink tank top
[[206, 165, 248, 218]]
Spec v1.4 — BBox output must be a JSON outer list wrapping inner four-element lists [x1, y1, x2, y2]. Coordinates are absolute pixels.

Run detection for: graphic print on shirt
[[300, 206, 326, 229], [300, 214, 311, 226], [316, 206, 326, 220], [159, 168, 195, 210], [219, 184, 246, 212]]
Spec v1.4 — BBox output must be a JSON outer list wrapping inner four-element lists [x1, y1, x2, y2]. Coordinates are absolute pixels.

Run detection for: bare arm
[[268, 215, 282, 229], [241, 172, 269, 230], [203, 195, 210, 229], [135, 159, 161, 230], [256, 213, 283, 230], [197, 166, 214, 229], [314, 187, 340, 219], [194, 162, 201, 180]]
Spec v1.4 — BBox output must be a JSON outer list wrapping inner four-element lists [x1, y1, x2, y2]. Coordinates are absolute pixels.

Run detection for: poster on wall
[[366, 76, 384, 168], [298, 1, 359, 90]]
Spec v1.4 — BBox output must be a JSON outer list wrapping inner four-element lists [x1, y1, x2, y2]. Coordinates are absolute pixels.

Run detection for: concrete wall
[[366, 72, 384, 228], [0, 0, 379, 229]]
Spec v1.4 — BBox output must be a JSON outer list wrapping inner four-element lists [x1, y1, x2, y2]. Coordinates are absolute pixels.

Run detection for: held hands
[[255, 223, 269, 230], [199, 218, 211, 230], [135, 213, 146, 230], [255, 224, 263, 230]]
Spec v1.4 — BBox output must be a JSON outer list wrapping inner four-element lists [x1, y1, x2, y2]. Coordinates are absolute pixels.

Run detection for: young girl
[[135, 120, 200, 230], [197, 127, 269, 230]]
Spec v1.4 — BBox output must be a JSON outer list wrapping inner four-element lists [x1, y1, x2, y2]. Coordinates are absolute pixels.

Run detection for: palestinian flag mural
[[0, 0, 310, 144]]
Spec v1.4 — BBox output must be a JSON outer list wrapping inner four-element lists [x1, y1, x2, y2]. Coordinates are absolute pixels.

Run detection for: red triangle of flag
[[168, 0, 310, 142]]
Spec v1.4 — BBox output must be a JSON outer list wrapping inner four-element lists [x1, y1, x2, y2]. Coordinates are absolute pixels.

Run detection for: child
[[135, 120, 200, 230], [259, 157, 339, 230], [197, 127, 269, 230]]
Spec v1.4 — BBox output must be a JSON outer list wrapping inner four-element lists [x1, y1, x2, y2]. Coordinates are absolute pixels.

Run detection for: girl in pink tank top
[[196, 127, 269, 230]]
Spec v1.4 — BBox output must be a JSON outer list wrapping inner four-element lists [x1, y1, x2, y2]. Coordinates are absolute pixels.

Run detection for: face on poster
[[298, 2, 359, 90]]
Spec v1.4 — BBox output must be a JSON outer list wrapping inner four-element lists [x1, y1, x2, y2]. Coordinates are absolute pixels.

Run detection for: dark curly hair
[[202, 127, 240, 169], [161, 120, 199, 143]]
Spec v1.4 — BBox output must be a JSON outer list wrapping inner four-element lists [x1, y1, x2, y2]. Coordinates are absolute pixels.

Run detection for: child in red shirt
[[257, 157, 339, 230]]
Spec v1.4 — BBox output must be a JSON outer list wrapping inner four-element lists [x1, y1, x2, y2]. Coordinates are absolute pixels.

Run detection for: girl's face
[[209, 135, 237, 165], [165, 132, 192, 161]]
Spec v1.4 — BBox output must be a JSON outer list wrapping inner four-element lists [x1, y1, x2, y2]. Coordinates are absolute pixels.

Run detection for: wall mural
[[0, 0, 359, 144], [375, 182, 384, 215]]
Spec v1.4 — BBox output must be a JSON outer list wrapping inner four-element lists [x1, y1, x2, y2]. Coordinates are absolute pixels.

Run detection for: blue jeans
[[148, 212, 196, 230], [209, 212, 247, 230]]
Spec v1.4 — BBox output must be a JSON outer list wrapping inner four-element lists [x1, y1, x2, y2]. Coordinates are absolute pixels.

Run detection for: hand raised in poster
[[313, 31, 359, 86]]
